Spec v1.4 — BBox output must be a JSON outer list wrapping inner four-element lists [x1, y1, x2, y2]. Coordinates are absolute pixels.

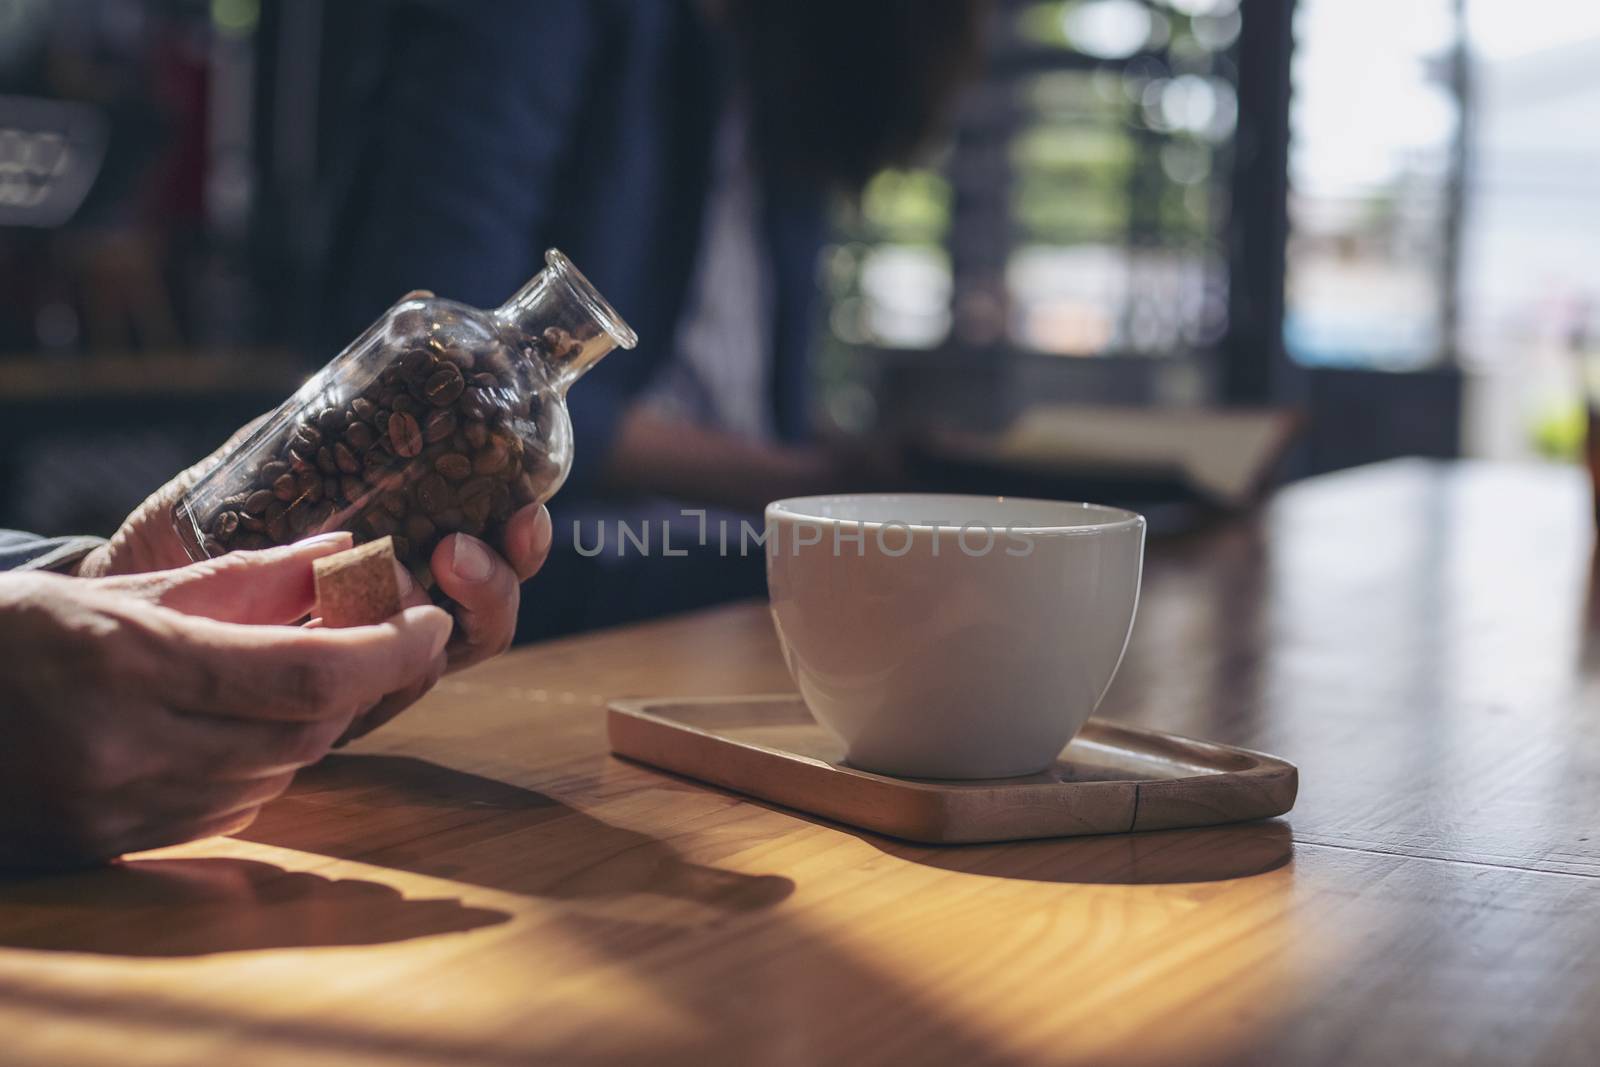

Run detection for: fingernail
[[392, 560, 414, 597], [451, 536, 493, 583], [297, 532, 352, 550], [533, 506, 553, 553]]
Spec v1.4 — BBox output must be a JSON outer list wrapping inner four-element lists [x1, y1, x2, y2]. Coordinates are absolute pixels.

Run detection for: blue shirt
[[0, 531, 103, 572], [319, 0, 828, 499]]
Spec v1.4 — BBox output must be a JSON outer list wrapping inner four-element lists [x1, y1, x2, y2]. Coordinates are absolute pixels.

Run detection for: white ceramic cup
[[765, 494, 1145, 780]]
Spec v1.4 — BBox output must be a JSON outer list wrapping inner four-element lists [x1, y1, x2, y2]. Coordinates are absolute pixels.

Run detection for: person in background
[[0, 429, 552, 870], [320, 0, 985, 640]]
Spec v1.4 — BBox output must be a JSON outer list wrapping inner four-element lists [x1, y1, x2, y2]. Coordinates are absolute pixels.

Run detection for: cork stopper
[[313, 536, 404, 628]]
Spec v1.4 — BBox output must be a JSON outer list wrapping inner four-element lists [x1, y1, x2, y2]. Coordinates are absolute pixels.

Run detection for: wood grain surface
[[607, 695, 1297, 842], [0, 459, 1595, 1066]]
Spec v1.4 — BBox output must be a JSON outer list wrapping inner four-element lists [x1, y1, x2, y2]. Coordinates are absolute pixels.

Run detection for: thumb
[[100, 532, 354, 624]]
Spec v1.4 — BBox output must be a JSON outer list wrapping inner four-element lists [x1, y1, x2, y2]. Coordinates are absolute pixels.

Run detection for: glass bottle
[[172, 249, 636, 593]]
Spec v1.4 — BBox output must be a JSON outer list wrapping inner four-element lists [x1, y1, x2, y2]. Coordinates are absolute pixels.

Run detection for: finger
[[115, 770, 297, 826], [102, 532, 354, 625], [150, 604, 453, 721], [110, 807, 263, 860], [326, 558, 442, 742], [393, 557, 429, 609], [164, 710, 351, 780], [500, 505, 553, 582], [431, 534, 519, 671], [333, 645, 448, 748]]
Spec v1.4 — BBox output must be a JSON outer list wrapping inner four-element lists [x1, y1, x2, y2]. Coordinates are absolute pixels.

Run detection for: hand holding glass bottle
[[171, 249, 636, 595]]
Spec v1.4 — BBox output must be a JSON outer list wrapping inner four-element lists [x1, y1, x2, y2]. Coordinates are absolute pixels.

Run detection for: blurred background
[[1, 0, 1596, 538]]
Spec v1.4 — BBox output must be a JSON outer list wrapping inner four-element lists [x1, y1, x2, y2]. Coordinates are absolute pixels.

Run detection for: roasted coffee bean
[[458, 390, 489, 421], [295, 467, 319, 496], [293, 425, 322, 452], [434, 507, 467, 532], [471, 372, 499, 390], [266, 511, 290, 543], [366, 509, 398, 537], [399, 348, 433, 379], [285, 498, 312, 535], [340, 475, 365, 503], [416, 473, 453, 515], [391, 393, 422, 417], [441, 346, 475, 371], [215, 511, 240, 538], [381, 490, 407, 517], [404, 513, 436, 544], [459, 476, 496, 504], [389, 411, 423, 457], [461, 491, 491, 527], [288, 448, 314, 473], [473, 439, 510, 477], [324, 477, 339, 501], [309, 500, 335, 529], [510, 472, 537, 505], [316, 446, 338, 475], [239, 512, 268, 534], [464, 419, 488, 449], [488, 481, 513, 521], [272, 473, 298, 501], [345, 421, 375, 450], [334, 442, 361, 474], [245, 488, 275, 514], [260, 459, 290, 483], [351, 397, 376, 422], [480, 345, 513, 376], [424, 365, 465, 406], [423, 409, 456, 443], [435, 452, 472, 482], [316, 407, 347, 434]]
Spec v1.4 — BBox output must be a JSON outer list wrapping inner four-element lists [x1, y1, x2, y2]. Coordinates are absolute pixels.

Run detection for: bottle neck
[[493, 251, 637, 393], [492, 284, 597, 392]]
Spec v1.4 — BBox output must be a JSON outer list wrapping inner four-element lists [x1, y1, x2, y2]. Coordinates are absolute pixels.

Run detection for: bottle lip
[[545, 248, 639, 351]]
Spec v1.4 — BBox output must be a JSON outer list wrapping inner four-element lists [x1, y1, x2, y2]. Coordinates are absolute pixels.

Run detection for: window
[[1285, 0, 1465, 371], [824, 0, 1243, 366]]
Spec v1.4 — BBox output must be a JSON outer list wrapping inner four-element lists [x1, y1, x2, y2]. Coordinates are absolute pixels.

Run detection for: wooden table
[[2, 459, 1597, 1066]]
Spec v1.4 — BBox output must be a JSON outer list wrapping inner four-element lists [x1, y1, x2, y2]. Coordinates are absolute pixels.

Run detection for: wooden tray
[[607, 695, 1297, 845]]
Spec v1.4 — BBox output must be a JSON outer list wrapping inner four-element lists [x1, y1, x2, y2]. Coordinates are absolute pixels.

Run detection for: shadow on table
[[0, 756, 1293, 1065], [0, 857, 509, 956], [863, 819, 1294, 885], [238, 754, 796, 915]]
